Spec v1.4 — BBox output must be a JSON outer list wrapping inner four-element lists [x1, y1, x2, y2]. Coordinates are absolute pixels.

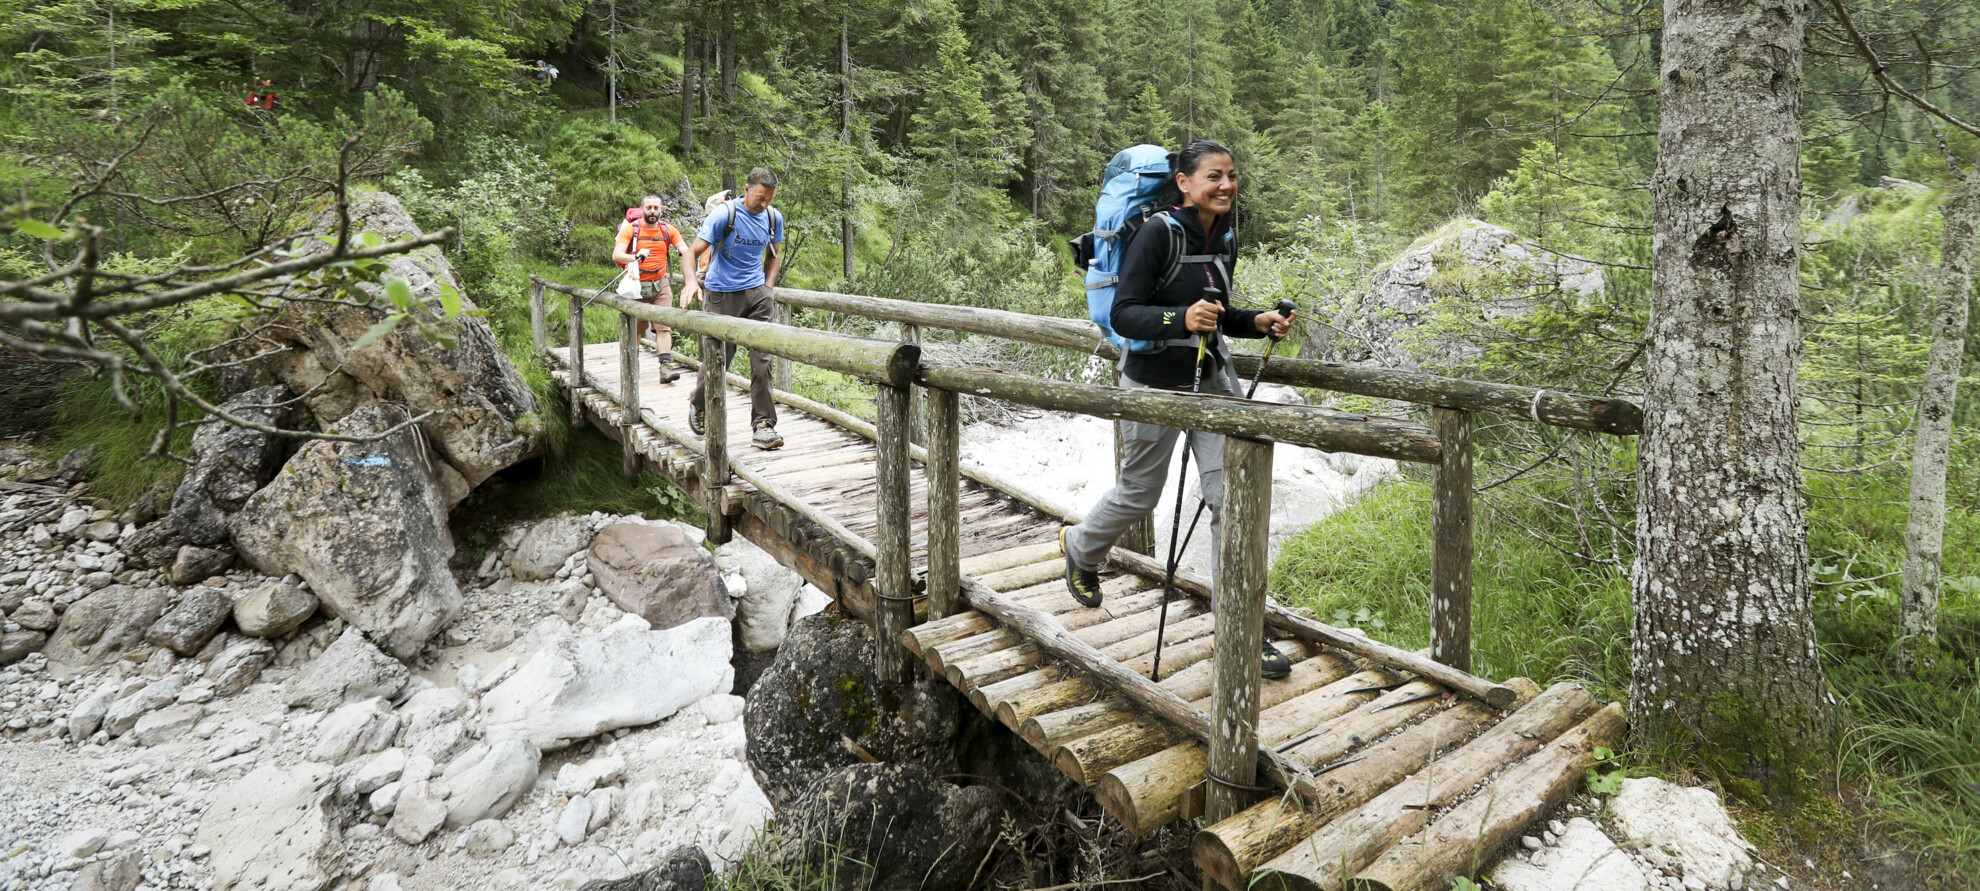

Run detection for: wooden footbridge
[[528, 275, 1641, 891]]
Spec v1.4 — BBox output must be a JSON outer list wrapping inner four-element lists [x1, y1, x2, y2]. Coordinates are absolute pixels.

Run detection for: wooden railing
[[528, 274, 1639, 824]]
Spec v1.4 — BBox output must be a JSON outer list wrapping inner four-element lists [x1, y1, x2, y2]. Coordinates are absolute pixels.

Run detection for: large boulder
[[268, 191, 541, 494], [480, 615, 732, 750], [43, 586, 170, 668], [169, 385, 299, 546], [511, 515, 595, 581], [198, 763, 345, 891], [744, 614, 963, 808], [283, 628, 411, 710], [1305, 219, 1603, 372], [232, 404, 460, 658], [764, 764, 1001, 891], [1608, 777, 1755, 888], [232, 582, 318, 639], [587, 523, 732, 631], [439, 739, 542, 828], [143, 587, 233, 656], [719, 536, 805, 652]]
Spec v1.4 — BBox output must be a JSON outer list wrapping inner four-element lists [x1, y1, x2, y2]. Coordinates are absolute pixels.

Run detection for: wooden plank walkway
[[548, 342, 1622, 891]]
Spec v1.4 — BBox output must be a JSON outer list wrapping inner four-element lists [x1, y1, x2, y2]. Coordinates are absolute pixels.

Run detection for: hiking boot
[[1061, 526, 1102, 608], [689, 404, 705, 437], [751, 420, 784, 450], [656, 362, 681, 384], [1260, 640, 1292, 680]]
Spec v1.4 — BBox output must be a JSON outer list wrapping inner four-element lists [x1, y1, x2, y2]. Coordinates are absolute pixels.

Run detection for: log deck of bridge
[[535, 277, 1635, 891]]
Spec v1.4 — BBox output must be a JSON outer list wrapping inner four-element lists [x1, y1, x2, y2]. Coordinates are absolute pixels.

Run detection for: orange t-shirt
[[615, 220, 684, 281]]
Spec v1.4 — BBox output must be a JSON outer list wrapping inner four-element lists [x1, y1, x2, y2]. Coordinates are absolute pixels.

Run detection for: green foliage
[[451, 426, 702, 565], [544, 119, 685, 227]]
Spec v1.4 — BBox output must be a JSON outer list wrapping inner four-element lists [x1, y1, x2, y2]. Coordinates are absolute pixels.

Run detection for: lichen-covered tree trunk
[[1633, 0, 1838, 784], [1899, 176, 1980, 649]]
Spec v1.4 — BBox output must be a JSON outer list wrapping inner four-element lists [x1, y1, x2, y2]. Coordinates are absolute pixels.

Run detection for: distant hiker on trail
[[245, 80, 279, 111], [682, 168, 786, 451], [531, 60, 559, 96], [1059, 140, 1296, 679], [612, 194, 699, 383]]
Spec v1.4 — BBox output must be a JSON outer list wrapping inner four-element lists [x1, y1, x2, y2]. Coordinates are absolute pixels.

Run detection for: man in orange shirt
[[612, 194, 701, 382]]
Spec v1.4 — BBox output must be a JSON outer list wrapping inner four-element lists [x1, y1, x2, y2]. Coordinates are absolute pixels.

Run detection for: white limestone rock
[[198, 763, 344, 891], [1609, 777, 1755, 889], [389, 780, 448, 844], [309, 697, 400, 764], [463, 820, 516, 859], [439, 738, 541, 829], [1491, 817, 1650, 891], [479, 615, 732, 749], [282, 628, 409, 710]]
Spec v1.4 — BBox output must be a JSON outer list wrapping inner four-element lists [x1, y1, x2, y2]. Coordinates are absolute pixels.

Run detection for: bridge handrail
[[537, 279, 920, 388], [759, 283, 1641, 436], [536, 276, 1442, 463]]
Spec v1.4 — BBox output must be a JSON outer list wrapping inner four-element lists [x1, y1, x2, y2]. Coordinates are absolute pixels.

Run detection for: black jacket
[[1110, 207, 1264, 389]]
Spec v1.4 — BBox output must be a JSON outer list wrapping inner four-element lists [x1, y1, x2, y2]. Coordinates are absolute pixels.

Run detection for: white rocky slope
[[0, 502, 821, 891]]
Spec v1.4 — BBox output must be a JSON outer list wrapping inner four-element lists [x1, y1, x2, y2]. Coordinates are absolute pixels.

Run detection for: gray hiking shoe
[[751, 420, 783, 450], [689, 404, 705, 437], [1261, 640, 1292, 680], [1061, 526, 1102, 608]]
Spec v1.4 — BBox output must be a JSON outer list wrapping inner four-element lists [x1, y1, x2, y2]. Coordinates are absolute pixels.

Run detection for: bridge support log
[[568, 293, 587, 424], [701, 333, 732, 545], [1430, 407, 1473, 671], [926, 388, 961, 620], [619, 313, 641, 478], [873, 382, 917, 683], [529, 279, 548, 359], [1207, 435, 1274, 824], [1337, 703, 1626, 891]]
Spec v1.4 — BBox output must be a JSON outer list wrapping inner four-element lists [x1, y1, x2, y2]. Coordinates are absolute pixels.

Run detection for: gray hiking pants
[[687, 283, 778, 428], [1065, 364, 1242, 600]]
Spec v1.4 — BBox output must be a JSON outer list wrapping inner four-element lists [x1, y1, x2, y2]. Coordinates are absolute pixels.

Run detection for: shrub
[[544, 119, 686, 227]]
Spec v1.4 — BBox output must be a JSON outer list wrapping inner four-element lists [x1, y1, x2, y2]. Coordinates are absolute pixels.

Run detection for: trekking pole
[[1150, 299, 1218, 682], [1168, 299, 1300, 595], [581, 265, 633, 311]]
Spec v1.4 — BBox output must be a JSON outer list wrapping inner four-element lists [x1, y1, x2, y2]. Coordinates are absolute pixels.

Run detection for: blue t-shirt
[[696, 203, 784, 292]]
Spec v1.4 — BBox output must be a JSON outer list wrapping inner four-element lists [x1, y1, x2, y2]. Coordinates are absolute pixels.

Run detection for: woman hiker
[[1059, 140, 1297, 679]]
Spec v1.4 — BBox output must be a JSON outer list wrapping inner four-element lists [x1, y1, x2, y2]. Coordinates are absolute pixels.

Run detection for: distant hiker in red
[[245, 80, 279, 111], [612, 194, 699, 383]]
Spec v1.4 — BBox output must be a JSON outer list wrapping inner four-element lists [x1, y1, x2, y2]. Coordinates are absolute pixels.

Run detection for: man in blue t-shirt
[[681, 167, 786, 450]]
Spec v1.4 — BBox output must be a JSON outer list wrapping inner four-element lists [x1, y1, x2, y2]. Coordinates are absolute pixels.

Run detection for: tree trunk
[[681, 18, 696, 154], [607, 0, 618, 125], [1633, 0, 1837, 787], [840, 13, 856, 285], [1899, 175, 1979, 653], [720, 0, 737, 193]]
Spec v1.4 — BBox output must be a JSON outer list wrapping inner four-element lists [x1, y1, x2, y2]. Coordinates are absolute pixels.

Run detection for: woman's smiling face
[[1177, 152, 1238, 215]]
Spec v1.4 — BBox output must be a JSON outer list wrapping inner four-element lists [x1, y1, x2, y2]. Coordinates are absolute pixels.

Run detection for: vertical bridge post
[[772, 300, 793, 391], [617, 311, 641, 478], [1431, 406, 1474, 671], [701, 333, 731, 545], [925, 388, 961, 620], [529, 279, 548, 360], [567, 292, 586, 424], [902, 323, 927, 446], [1206, 435, 1272, 824], [873, 381, 917, 681]]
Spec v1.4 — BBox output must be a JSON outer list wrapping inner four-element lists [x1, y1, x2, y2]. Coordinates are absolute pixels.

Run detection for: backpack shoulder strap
[[1153, 212, 1188, 291]]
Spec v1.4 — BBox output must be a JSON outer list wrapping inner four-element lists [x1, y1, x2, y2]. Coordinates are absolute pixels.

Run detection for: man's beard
[[643, 213, 660, 224]]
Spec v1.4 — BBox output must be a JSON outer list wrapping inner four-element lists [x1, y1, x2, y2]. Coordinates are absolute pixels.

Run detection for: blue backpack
[[1072, 145, 1234, 354]]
